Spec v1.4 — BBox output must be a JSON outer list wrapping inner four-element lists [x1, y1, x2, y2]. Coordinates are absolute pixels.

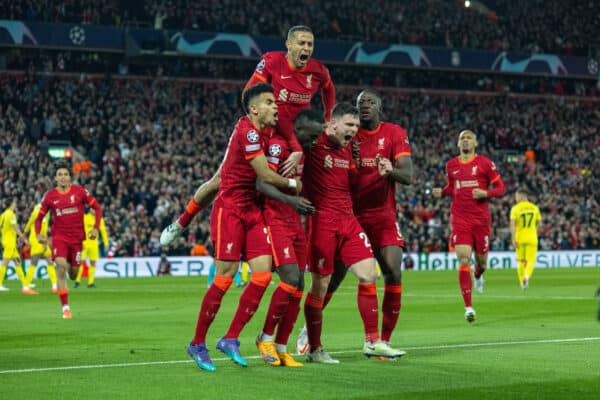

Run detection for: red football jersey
[[263, 134, 302, 224], [249, 51, 335, 151], [351, 122, 411, 214], [444, 155, 501, 224], [38, 184, 98, 242], [303, 133, 355, 216], [215, 116, 271, 207]]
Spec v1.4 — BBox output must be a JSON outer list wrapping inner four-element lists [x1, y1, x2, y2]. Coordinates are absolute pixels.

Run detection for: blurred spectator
[[190, 239, 209, 257], [156, 252, 171, 275]]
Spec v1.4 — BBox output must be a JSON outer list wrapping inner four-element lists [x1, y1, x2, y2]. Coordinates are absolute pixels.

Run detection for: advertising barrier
[[0, 20, 597, 78], [3, 251, 598, 280]]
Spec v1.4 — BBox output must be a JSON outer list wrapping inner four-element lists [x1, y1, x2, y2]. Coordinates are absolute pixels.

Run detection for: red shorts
[[451, 220, 491, 254], [52, 238, 82, 267], [307, 213, 373, 275], [268, 221, 307, 270], [356, 210, 405, 249], [210, 201, 271, 262]]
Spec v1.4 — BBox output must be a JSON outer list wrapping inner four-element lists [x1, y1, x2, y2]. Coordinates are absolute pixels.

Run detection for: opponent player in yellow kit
[[0, 197, 36, 293], [23, 203, 58, 292], [509, 188, 541, 289], [75, 208, 108, 288]]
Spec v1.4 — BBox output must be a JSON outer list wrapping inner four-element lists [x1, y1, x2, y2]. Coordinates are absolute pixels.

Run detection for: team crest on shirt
[[283, 247, 290, 259], [255, 59, 265, 74], [278, 89, 288, 102], [306, 74, 312, 88], [378, 138, 385, 149], [225, 242, 233, 254], [269, 144, 282, 157], [324, 155, 333, 168], [247, 130, 259, 143], [317, 258, 325, 269], [472, 166, 478, 176], [70, 195, 75, 203]]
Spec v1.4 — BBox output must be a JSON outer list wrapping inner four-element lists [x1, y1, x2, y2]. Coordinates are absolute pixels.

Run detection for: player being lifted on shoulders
[[433, 130, 505, 322], [160, 25, 335, 246]]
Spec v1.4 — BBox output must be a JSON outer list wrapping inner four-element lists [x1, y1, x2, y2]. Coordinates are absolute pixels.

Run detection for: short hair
[[2, 197, 16, 209], [295, 108, 324, 127], [287, 25, 313, 41], [331, 102, 359, 120], [54, 160, 71, 176], [356, 89, 382, 110], [516, 187, 530, 197], [241, 83, 274, 114]]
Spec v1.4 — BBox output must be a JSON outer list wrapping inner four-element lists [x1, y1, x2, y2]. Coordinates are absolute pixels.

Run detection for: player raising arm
[[432, 130, 505, 322]]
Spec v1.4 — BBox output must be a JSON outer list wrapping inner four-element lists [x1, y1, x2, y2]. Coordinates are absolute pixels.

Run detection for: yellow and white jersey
[[510, 201, 541, 244], [0, 208, 18, 244]]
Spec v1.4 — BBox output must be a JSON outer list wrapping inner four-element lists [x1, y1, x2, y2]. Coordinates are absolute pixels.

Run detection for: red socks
[[191, 276, 232, 345], [178, 198, 202, 228], [381, 283, 402, 343], [304, 292, 324, 350], [276, 290, 303, 345], [357, 283, 379, 343], [224, 272, 271, 339], [458, 265, 472, 307], [262, 281, 296, 336]]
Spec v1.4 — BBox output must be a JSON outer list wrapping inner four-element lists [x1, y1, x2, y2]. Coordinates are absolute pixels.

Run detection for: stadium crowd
[[5, 51, 599, 98], [1, 0, 598, 55], [1, 72, 598, 258]]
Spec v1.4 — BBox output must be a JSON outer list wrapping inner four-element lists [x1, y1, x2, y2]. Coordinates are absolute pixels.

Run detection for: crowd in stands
[[5, 51, 599, 99], [1, 71, 598, 259], [2, 0, 599, 55]]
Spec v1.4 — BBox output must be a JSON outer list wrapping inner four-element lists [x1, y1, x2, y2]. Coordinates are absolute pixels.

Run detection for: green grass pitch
[[1, 267, 599, 400]]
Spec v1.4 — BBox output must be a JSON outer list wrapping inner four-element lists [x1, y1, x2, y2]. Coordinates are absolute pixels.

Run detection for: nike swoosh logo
[[453, 170, 459, 174], [281, 75, 292, 79]]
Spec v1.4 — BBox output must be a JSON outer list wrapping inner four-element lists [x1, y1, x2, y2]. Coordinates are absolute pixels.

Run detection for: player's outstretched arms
[[256, 179, 315, 215]]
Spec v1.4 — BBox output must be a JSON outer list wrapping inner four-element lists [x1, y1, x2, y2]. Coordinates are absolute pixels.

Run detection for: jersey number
[[520, 212, 534, 228], [359, 232, 372, 248]]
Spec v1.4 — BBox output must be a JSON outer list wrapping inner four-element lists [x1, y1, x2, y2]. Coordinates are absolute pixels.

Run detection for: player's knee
[[384, 268, 402, 285], [277, 264, 301, 288], [353, 264, 378, 284]]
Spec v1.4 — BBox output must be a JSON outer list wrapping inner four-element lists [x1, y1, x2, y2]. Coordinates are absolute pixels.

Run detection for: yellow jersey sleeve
[[99, 218, 109, 248]]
